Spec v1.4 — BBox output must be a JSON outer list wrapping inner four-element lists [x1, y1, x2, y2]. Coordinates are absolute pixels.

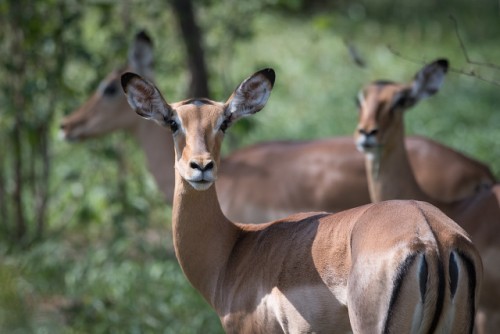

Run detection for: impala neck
[[365, 125, 432, 203], [172, 173, 240, 307], [131, 119, 176, 203]]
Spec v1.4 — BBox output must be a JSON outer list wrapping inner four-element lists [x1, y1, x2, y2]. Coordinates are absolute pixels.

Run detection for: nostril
[[359, 128, 378, 137], [190, 161, 201, 170], [204, 161, 214, 171], [190, 160, 214, 172]]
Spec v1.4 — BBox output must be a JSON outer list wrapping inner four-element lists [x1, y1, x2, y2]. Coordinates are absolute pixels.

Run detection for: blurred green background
[[1, 0, 499, 332]]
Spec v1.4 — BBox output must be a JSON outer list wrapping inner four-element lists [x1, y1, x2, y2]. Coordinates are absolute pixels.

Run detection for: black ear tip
[[121, 72, 140, 92], [136, 30, 153, 46], [259, 68, 276, 87], [436, 58, 449, 72]]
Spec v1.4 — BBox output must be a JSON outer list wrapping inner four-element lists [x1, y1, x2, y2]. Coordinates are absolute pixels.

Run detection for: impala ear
[[128, 30, 154, 77], [121, 72, 172, 126], [410, 58, 448, 102], [225, 68, 275, 121]]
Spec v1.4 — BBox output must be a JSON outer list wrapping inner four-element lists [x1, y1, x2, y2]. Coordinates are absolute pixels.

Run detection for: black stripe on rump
[[419, 255, 428, 303], [383, 253, 417, 334], [449, 252, 459, 298], [383, 253, 445, 334], [428, 258, 445, 334], [456, 251, 477, 334]]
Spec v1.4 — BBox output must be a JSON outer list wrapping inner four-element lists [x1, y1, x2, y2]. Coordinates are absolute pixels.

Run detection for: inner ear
[[225, 68, 275, 121], [410, 59, 448, 101], [121, 72, 172, 126], [128, 30, 154, 75]]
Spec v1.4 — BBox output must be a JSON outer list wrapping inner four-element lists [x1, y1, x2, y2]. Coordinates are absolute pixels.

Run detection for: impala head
[[60, 31, 154, 141], [355, 59, 449, 154], [121, 68, 275, 191]]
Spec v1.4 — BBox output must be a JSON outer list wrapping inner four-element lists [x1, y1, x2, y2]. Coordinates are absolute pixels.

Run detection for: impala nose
[[59, 122, 71, 138], [358, 128, 378, 137], [60, 121, 69, 131], [356, 128, 380, 151], [189, 160, 214, 172]]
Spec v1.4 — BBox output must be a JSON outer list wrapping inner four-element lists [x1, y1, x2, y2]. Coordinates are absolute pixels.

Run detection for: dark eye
[[391, 90, 414, 110], [103, 82, 118, 96], [390, 97, 406, 112], [220, 119, 230, 133], [168, 119, 179, 133]]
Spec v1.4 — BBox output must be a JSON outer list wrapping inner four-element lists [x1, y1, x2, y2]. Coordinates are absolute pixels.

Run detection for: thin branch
[[386, 45, 427, 66], [344, 39, 366, 68], [449, 15, 500, 71], [387, 45, 500, 88]]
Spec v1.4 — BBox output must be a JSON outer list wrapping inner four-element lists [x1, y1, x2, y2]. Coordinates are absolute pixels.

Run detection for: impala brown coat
[[121, 68, 482, 333]]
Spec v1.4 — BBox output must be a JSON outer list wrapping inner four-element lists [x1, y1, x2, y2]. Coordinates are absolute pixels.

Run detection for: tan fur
[[122, 69, 482, 333], [355, 60, 497, 333], [60, 33, 495, 224]]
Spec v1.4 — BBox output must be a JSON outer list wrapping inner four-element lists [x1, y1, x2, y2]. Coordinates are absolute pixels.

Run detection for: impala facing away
[[355, 58, 499, 333], [121, 68, 482, 333], [59, 31, 496, 224]]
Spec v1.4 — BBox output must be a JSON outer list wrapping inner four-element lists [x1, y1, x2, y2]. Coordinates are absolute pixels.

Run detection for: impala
[[121, 68, 482, 333], [59, 31, 176, 202], [355, 58, 499, 333], [60, 32, 496, 224]]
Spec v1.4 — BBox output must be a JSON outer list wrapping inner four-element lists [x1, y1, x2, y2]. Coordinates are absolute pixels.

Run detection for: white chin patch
[[355, 139, 369, 153], [188, 181, 213, 191], [59, 129, 79, 142], [365, 151, 377, 161], [355, 142, 365, 153], [58, 129, 68, 141]]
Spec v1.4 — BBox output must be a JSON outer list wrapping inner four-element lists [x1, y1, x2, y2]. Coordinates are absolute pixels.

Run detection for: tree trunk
[[0, 152, 7, 233], [171, 0, 210, 98], [11, 10, 27, 241]]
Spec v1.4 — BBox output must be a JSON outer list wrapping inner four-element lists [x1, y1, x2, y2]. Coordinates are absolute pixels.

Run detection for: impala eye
[[103, 82, 118, 96], [391, 90, 414, 110], [220, 118, 230, 133], [168, 119, 179, 133]]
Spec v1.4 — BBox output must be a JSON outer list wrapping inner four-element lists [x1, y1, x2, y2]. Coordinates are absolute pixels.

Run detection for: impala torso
[[218, 134, 494, 222], [60, 33, 495, 224], [215, 202, 473, 333], [355, 59, 499, 333], [121, 68, 482, 333]]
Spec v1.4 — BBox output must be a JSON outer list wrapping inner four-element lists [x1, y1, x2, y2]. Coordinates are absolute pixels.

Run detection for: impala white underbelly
[[222, 285, 351, 333]]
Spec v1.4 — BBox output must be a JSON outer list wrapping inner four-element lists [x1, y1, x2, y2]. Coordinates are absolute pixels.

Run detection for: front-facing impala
[[121, 68, 482, 333], [355, 58, 500, 333]]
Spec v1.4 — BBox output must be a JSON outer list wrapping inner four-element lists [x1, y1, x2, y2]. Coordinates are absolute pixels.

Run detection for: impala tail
[[384, 247, 481, 334]]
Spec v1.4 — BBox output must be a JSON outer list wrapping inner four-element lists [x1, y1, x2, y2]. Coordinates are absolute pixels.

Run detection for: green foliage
[[0, 264, 34, 333], [225, 4, 500, 177], [2, 223, 223, 333], [1, 0, 499, 332]]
